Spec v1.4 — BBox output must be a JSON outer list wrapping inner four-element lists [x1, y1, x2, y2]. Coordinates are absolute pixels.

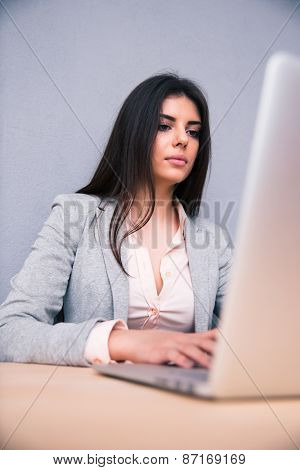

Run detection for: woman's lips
[[165, 158, 186, 167]]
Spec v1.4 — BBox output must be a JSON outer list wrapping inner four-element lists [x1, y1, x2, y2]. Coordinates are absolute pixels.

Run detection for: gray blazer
[[0, 194, 233, 367]]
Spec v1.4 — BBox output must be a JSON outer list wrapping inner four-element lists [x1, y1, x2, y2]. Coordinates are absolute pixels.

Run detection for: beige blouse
[[84, 200, 195, 364]]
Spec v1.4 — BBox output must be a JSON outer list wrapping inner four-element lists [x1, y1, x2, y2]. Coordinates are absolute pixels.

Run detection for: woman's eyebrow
[[159, 113, 201, 126]]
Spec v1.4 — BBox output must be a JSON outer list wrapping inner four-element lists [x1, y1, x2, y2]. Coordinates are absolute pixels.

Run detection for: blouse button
[[165, 271, 172, 278], [149, 307, 159, 315]]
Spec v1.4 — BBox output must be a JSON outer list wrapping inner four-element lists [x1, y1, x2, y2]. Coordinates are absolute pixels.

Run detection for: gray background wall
[[1, 0, 300, 301]]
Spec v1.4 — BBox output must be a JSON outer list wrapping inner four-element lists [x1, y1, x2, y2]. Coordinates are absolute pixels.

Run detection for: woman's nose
[[174, 132, 188, 147]]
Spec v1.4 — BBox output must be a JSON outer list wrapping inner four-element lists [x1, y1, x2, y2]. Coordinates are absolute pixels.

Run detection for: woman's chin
[[155, 173, 185, 185]]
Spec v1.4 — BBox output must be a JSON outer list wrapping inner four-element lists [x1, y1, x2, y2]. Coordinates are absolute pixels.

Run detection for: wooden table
[[0, 363, 299, 449]]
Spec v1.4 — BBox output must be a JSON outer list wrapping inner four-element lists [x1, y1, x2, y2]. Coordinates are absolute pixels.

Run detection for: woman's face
[[151, 95, 201, 191]]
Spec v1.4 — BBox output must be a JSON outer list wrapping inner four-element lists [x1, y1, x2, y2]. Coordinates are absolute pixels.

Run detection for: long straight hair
[[76, 73, 211, 276]]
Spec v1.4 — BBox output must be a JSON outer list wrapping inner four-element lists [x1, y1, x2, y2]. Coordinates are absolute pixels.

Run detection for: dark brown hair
[[76, 72, 211, 276]]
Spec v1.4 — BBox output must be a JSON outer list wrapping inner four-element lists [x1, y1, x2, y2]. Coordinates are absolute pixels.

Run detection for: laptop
[[93, 52, 300, 399]]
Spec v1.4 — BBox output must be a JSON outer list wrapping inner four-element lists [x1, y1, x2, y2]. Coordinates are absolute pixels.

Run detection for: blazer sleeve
[[0, 194, 107, 367], [211, 225, 233, 328]]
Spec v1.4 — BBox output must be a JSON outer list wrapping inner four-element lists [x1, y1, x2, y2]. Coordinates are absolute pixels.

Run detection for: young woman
[[0, 73, 232, 369]]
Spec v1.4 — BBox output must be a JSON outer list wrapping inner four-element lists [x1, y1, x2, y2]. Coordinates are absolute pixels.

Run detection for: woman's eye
[[158, 124, 170, 131], [158, 124, 200, 138], [188, 130, 200, 138]]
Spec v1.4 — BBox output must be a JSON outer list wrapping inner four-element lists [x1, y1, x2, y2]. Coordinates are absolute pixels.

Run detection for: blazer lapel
[[96, 199, 129, 324], [185, 216, 211, 332]]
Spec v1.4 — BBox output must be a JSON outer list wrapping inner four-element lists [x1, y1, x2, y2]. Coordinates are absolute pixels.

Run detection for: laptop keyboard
[[153, 365, 209, 394], [94, 362, 209, 395], [156, 363, 209, 381]]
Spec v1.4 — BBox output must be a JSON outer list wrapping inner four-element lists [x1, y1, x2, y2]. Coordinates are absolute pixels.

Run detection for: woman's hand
[[108, 328, 218, 368]]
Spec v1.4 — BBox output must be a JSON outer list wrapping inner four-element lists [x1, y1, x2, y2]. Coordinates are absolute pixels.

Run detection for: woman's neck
[[131, 188, 176, 224]]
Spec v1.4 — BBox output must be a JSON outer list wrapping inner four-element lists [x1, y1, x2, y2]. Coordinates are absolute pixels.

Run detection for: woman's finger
[[166, 349, 197, 369], [193, 328, 218, 341], [198, 338, 215, 355], [207, 328, 219, 339], [180, 342, 214, 367]]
